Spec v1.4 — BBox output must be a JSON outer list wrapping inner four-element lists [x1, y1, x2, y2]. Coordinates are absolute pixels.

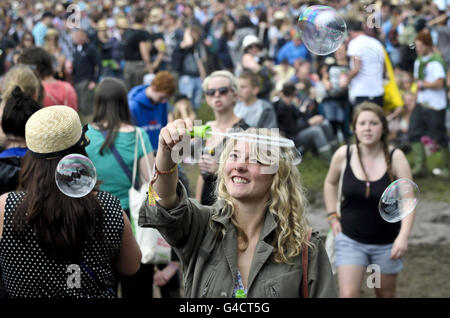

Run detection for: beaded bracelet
[[148, 163, 177, 206], [327, 215, 340, 224], [150, 163, 177, 185]]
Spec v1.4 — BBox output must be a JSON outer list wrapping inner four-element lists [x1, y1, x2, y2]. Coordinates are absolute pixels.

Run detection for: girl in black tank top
[[340, 145, 401, 244], [323, 102, 416, 298]]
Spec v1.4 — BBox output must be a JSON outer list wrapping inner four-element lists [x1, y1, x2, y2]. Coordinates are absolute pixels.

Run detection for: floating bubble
[[409, 43, 416, 50], [379, 178, 419, 223], [298, 5, 347, 56], [55, 154, 97, 198]]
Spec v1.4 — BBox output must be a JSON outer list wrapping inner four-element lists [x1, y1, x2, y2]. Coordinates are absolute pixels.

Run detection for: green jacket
[[139, 181, 338, 298]]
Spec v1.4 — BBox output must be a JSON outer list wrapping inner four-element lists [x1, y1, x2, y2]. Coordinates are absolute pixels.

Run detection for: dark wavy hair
[[14, 145, 104, 261], [1, 86, 42, 139], [18, 46, 54, 78]]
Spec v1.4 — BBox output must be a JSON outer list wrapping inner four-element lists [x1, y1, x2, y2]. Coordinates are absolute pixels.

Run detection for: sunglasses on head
[[205, 86, 231, 97]]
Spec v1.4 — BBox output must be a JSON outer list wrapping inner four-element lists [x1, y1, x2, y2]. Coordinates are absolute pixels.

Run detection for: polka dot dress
[[0, 191, 124, 298]]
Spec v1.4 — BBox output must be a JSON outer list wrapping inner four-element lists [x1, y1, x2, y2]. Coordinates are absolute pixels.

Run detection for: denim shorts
[[334, 232, 403, 274]]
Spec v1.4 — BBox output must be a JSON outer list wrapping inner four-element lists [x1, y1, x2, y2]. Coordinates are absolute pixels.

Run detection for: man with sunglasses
[[196, 71, 249, 205]]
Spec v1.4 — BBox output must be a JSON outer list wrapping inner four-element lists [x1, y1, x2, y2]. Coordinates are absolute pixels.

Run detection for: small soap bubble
[[55, 154, 97, 198], [298, 5, 347, 56], [379, 178, 419, 223], [409, 43, 416, 50]]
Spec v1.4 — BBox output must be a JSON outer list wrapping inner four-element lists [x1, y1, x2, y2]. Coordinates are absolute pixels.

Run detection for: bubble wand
[[188, 125, 296, 148], [147, 125, 302, 206]]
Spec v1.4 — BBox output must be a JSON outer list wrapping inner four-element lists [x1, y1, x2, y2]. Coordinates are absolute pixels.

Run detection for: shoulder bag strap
[[389, 147, 397, 159], [46, 89, 59, 105], [63, 82, 68, 106], [100, 130, 138, 189], [301, 228, 313, 298], [337, 144, 352, 217], [80, 261, 116, 297], [132, 128, 152, 188]]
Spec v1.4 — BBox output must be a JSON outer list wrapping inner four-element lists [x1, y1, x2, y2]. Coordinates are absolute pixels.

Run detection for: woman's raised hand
[[158, 118, 194, 153]]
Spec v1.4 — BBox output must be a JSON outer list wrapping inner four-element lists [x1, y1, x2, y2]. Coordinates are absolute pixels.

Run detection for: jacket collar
[[213, 201, 278, 293], [211, 200, 278, 241]]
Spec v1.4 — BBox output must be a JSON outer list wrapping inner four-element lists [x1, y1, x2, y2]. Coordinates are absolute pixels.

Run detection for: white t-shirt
[[347, 35, 385, 98], [234, 99, 264, 127], [413, 56, 447, 110]]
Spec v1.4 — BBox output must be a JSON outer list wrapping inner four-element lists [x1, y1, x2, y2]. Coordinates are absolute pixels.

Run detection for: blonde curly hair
[[212, 128, 312, 264]]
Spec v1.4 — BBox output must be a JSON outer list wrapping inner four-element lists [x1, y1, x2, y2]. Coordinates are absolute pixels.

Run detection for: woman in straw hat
[[0, 106, 141, 297]]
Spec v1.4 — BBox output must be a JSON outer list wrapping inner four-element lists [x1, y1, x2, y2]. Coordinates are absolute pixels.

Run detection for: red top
[[43, 80, 78, 111]]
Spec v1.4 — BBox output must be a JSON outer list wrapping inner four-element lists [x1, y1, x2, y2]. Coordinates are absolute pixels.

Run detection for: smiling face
[[223, 141, 274, 203], [205, 76, 237, 113], [354, 110, 384, 146]]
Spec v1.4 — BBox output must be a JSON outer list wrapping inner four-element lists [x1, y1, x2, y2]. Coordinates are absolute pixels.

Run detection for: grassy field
[[189, 102, 450, 203]]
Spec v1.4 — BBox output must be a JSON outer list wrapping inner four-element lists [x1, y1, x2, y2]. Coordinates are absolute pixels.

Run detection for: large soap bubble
[[55, 154, 97, 198], [298, 5, 347, 56], [378, 178, 419, 223]]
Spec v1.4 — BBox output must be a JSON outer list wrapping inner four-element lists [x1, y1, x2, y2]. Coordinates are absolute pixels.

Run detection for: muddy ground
[[307, 199, 450, 298]]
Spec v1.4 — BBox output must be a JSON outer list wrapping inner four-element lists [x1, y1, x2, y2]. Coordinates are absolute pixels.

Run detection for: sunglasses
[[247, 44, 260, 49], [205, 86, 231, 97]]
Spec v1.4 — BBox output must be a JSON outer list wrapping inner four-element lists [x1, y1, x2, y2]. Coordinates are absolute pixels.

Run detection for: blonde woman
[[139, 122, 337, 298], [323, 102, 415, 298], [0, 65, 43, 109]]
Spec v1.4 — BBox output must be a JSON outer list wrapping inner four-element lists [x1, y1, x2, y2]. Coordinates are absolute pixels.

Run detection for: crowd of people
[[0, 0, 449, 298]]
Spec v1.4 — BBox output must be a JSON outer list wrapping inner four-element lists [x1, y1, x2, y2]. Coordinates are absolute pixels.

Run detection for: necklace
[[365, 181, 370, 198]]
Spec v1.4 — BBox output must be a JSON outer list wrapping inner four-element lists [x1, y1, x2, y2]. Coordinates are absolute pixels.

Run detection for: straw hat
[[55, 3, 65, 12], [273, 11, 286, 21], [25, 106, 87, 158], [149, 7, 163, 23], [116, 0, 128, 7], [45, 28, 59, 38], [97, 19, 108, 31], [116, 16, 129, 29]]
